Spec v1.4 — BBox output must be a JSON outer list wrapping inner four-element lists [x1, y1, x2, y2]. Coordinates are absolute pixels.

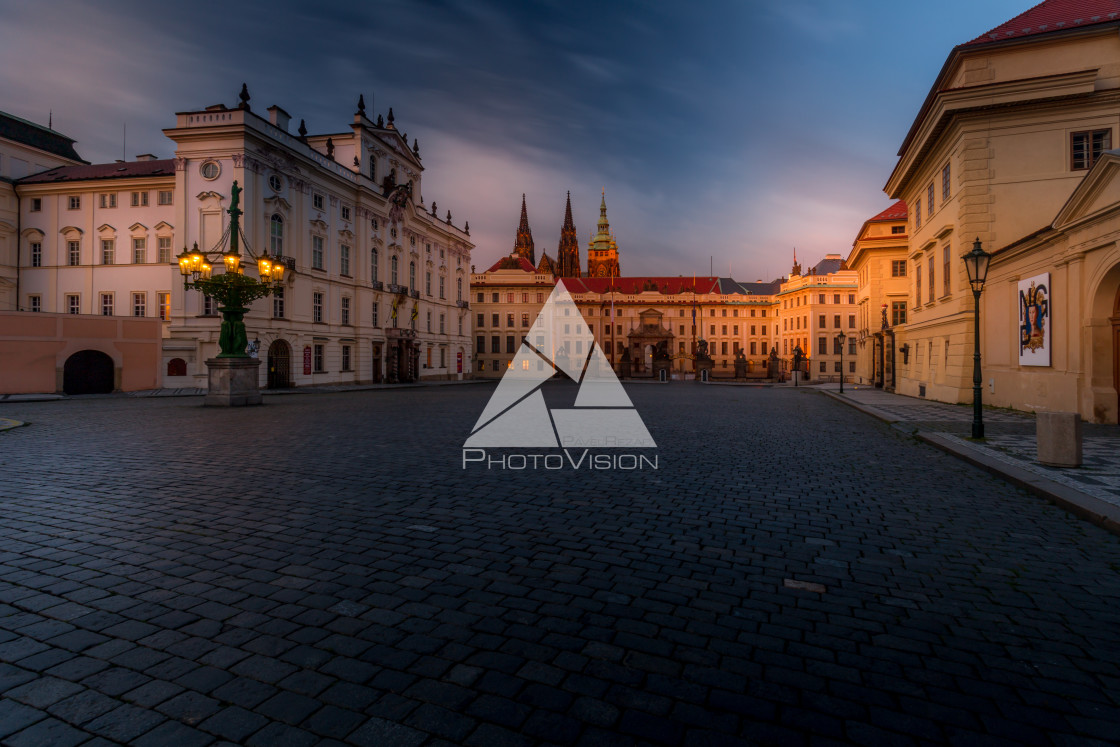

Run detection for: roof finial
[[238, 83, 251, 111], [357, 93, 366, 115], [376, 113, 384, 127], [412, 138, 420, 158], [326, 137, 335, 159], [465, 221, 470, 235], [48, 110, 52, 130], [297, 119, 307, 141], [386, 107, 395, 128]]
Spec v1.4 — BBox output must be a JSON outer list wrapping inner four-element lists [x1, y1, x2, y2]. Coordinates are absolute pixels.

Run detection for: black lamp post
[[837, 330, 847, 393], [962, 237, 992, 439], [792, 344, 803, 387]]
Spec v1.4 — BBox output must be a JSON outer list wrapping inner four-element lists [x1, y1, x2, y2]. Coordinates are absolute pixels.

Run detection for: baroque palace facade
[[850, 0, 1120, 422], [472, 194, 861, 380], [4, 89, 474, 390]]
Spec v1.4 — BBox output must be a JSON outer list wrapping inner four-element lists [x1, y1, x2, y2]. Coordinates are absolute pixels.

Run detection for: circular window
[[268, 174, 283, 192], [200, 161, 220, 180]]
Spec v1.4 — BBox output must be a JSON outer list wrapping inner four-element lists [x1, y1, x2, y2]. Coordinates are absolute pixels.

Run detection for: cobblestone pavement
[[2, 384, 1120, 746]]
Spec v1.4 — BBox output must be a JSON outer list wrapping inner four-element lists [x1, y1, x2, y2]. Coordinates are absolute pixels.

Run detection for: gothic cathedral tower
[[586, 191, 620, 278], [513, 194, 535, 265], [556, 192, 581, 278]]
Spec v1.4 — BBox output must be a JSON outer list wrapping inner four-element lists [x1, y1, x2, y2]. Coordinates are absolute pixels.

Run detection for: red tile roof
[[965, 0, 1120, 46], [869, 200, 908, 222], [18, 159, 176, 184], [560, 276, 722, 295], [484, 255, 537, 273]]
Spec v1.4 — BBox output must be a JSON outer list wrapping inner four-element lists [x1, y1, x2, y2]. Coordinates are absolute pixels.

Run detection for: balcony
[[371, 280, 384, 291], [456, 300, 469, 309], [409, 289, 420, 299], [387, 283, 407, 295]]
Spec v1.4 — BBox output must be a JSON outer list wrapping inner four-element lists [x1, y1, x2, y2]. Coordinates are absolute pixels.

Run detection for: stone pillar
[[204, 358, 262, 406]]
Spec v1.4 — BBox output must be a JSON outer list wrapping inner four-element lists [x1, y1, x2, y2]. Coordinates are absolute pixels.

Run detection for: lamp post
[[962, 237, 992, 439], [792, 344, 803, 387], [837, 329, 847, 393], [177, 181, 287, 405]]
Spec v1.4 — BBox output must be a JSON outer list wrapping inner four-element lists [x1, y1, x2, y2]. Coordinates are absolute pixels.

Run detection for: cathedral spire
[[556, 191, 581, 278], [513, 194, 536, 265], [587, 190, 620, 278]]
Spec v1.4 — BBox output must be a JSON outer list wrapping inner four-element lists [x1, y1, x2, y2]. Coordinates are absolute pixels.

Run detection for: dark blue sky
[[2, 0, 1029, 278]]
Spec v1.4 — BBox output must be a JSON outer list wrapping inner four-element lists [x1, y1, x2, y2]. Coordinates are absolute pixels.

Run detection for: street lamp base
[[204, 357, 263, 406]]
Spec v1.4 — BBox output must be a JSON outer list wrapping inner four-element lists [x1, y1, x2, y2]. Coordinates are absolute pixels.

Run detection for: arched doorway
[[63, 350, 114, 394], [267, 340, 292, 389]]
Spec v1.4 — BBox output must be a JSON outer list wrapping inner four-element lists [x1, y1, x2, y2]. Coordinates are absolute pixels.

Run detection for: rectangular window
[[440, 314, 445, 334], [313, 194, 324, 210], [818, 294, 825, 304], [507, 313, 514, 327], [833, 315, 840, 328], [371, 300, 378, 327], [341, 205, 351, 221], [68, 240, 80, 266], [342, 345, 352, 371], [312, 236, 324, 270], [848, 294, 855, 305], [340, 245, 350, 276], [100, 293, 113, 316], [818, 336, 827, 355], [492, 293, 499, 302], [314, 344, 324, 372], [158, 292, 170, 321], [427, 311, 432, 333], [819, 361, 826, 373], [476, 336, 485, 354], [313, 292, 324, 323], [477, 313, 485, 328], [942, 245, 950, 296], [492, 313, 499, 326], [132, 237, 146, 264], [892, 301, 907, 326], [891, 260, 906, 277], [130, 191, 149, 207], [491, 336, 499, 353], [132, 292, 146, 317], [942, 162, 951, 200], [158, 190, 173, 205], [154, 236, 170, 263], [439, 276, 445, 299], [750, 341, 757, 355], [203, 295, 216, 315], [506, 336, 515, 354], [891, 226, 905, 235], [30, 197, 41, 212], [105, 240, 118, 266], [521, 313, 529, 327], [67, 294, 80, 314], [341, 297, 351, 325], [426, 272, 432, 295], [818, 314, 825, 328], [99, 193, 117, 208], [916, 265, 922, 306], [68, 195, 80, 210], [927, 183, 934, 218], [928, 256, 935, 302], [833, 294, 840, 305], [28, 295, 41, 312], [848, 314, 855, 328], [721, 342, 728, 355], [1072, 129, 1111, 170], [915, 199, 921, 229]]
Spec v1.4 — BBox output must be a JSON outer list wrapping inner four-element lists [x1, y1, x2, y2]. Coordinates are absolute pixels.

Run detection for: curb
[[820, 390, 1120, 537]]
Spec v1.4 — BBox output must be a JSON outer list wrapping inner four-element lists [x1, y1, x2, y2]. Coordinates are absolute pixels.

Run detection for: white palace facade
[[7, 89, 473, 389]]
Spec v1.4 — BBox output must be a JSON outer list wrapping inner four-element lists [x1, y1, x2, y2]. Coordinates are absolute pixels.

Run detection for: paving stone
[[0, 699, 46, 739], [4, 716, 88, 747], [348, 716, 428, 747]]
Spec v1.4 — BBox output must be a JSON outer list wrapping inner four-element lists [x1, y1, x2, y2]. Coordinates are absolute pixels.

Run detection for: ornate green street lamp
[[837, 329, 847, 393], [177, 181, 285, 358], [962, 237, 992, 439]]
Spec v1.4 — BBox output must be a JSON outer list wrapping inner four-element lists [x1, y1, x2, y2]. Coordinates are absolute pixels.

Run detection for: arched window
[[456, 277, 462, 301], [270, 214, 283, 255], [391, 255, 398, 285], [167, 358, 187, 376], [371, 248, 379, 282], [409, 261, 416, 290]]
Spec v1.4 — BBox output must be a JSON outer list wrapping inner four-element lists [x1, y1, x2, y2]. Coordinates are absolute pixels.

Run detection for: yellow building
[[775, 254, 858, 382], [884, 1, 1120, 414], [846, 201, 909, 387]]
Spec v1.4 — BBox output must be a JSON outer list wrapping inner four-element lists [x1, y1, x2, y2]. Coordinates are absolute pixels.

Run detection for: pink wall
[[0, 311, 161, 393]]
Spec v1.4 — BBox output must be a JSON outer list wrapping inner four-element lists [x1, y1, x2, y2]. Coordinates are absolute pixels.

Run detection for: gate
[[267, 340, 292, 389], [63, 350, 114, 394]]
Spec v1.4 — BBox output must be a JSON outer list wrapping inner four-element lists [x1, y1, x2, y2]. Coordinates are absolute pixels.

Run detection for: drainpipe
[[14, 191, 20, 310]]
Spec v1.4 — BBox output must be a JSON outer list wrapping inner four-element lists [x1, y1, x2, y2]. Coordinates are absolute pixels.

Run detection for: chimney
[[268, 105, 291, 132], [134, 154, 157, 162]]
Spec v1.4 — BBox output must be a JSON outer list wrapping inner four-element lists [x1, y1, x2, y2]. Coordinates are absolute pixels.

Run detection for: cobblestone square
[[1, 384, 1119, 745]]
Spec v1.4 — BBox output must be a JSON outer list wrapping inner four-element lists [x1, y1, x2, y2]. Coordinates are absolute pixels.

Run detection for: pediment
[[263, 195, 292, 214], [97, 223, 116, 234], [154, 221, 173, 232], [129, 222, 148, 233], [59, 225, 83, 236], [1053, 153, 1120, 230], [197, 191, 224, 205], [309, 219, 328, 231], [338, 228, 354, 240]]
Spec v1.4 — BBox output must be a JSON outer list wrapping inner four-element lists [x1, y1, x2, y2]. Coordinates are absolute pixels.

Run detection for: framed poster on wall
[[1018, 273, 1050, 367]]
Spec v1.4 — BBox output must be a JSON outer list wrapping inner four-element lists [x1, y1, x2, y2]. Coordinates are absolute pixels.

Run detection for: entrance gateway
[[267, 339, 291, 389]]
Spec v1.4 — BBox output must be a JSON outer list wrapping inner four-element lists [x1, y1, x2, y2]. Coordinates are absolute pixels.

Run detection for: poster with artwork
[[1018, 273, 1050, 367]]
